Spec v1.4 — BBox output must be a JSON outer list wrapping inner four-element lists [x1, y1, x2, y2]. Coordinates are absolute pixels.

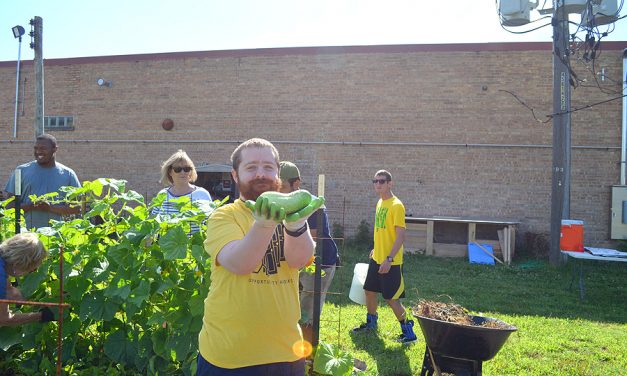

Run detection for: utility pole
[[549, 0, 571, 266], [31, 16, 44, 137]]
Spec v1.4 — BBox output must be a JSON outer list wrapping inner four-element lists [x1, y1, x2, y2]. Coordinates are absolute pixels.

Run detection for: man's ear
[[231, 169, 238, 185], [294, 180, 301, 190]]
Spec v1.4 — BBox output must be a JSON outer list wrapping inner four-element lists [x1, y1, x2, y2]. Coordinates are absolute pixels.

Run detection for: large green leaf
[[128, 279, 151, 307], [64, 275, 91, 301], [151, 328, 168, 358], [79, 290, 118, 321], [313, 342, 354, 376], [191, 244, 206, 264], [159, 226, 189, 260], [119, 189, 144, 204], [104, 278, 131, 300], [168, 333, 193, 362], [19, 266, 49, 297], [104, 329, 137, 365], [0, 326, 22, 350], [188, 293, 205, 317], [100, 178, 127, 193]]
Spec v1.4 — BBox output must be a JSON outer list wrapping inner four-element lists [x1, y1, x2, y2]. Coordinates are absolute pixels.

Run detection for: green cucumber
[[256, 190, 314, 214]]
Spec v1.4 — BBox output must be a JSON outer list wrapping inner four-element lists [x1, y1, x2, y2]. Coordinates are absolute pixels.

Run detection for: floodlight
[[12, 25, 25, 39]]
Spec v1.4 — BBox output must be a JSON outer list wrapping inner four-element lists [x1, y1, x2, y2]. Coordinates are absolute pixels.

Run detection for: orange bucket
[[560, 220, 584, 252]]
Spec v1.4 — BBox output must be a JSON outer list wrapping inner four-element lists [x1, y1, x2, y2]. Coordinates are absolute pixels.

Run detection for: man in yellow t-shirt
[[197, 138, 322, 375], [352, 169, 417, 345]]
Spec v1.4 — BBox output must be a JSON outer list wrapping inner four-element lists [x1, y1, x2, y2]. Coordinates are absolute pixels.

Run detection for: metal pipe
[[0, 138, 621, 150], [621, 48, 627, 185], [13, 35, 22, 138]]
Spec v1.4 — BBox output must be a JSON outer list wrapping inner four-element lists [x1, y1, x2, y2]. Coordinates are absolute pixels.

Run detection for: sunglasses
[[372, 179, 389, 184], [172, 166, 193, 173]]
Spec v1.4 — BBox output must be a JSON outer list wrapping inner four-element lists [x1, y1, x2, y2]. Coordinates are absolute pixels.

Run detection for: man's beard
[[238, 177, 281, 201]]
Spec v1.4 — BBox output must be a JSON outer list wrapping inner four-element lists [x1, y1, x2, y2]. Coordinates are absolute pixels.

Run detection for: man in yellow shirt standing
[[352, 169, 417, 345], [197, 138, 322, 375]]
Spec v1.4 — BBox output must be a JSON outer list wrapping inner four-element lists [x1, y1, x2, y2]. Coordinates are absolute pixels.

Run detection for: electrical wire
[[499, 89, 552, 124], [500, 89, 627, 124], [551, 93, 627, 117], [500, 21, 552, 34]]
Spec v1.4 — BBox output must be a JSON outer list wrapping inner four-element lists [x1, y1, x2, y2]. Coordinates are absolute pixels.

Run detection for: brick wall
[[1, 42, 625, 249]]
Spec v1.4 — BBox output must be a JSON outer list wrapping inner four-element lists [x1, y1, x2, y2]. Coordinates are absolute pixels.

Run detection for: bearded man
[[197, 138, 322, 376]]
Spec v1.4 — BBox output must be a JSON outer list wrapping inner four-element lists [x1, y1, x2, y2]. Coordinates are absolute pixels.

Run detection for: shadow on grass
[[348, 329, 413, 376], [329, 250, 627, 324]]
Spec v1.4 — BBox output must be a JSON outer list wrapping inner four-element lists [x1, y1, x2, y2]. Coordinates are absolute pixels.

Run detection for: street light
[[12, 25, 25, 138], [12, 25, 25, 39]]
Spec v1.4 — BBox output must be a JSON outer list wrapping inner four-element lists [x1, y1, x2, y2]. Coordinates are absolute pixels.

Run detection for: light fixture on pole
[[12, 25, 25, 138]]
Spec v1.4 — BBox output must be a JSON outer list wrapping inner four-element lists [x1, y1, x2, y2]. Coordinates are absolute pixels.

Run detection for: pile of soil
[[412, 299, 511, 329]]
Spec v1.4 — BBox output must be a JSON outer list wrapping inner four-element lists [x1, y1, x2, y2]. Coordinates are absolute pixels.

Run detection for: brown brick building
[[1, 42, 626, 252]]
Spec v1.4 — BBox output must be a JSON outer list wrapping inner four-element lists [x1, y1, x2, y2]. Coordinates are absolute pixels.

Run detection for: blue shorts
[[363, 258, 405, 300], [196, 354, 305, 376]]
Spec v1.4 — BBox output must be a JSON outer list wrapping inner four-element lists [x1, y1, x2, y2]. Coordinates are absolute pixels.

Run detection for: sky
[[1, 0, 626, 62]]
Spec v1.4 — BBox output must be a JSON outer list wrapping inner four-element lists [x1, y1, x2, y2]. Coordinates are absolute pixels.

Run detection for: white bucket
[[349, 263, 369, 305]]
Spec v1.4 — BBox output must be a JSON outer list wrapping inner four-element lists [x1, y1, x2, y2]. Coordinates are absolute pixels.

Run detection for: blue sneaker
[[352, 313, 378, 332], [397, 319, 418, 345]]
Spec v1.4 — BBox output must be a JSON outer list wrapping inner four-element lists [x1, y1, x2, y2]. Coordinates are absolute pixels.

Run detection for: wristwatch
[[386, 256, 394, 262]]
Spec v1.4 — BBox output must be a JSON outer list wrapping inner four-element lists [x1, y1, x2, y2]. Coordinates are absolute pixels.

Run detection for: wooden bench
[[404, 216, 519, 264]]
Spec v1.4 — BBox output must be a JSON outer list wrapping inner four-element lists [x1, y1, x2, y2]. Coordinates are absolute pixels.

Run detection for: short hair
[[375, 170, 392, 181], [0, 233, 47, 274], [230, 138, 280, 171], [36, 134, 57, 148], [159, 150, 198, 186]]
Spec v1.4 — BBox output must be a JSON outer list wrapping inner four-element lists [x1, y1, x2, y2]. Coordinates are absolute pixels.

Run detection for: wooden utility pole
[[549, 1, 571, 266], [32, 16, 44, 137]]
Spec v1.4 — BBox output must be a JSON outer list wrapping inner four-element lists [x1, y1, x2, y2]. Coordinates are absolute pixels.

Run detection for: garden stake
[[473, 242, 504, 265], [56, 245, 65, 376]]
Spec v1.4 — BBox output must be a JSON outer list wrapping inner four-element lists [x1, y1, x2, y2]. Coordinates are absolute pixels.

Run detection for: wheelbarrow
[[414, 314, 517, 376]]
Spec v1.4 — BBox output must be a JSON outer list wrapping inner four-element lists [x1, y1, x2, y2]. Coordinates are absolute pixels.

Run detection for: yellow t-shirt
[[198, 199, 302, 368], [373, 196, 406, 265]]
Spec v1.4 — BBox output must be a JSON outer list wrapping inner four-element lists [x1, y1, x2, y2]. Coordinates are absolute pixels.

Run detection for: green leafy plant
[[313, 341, 353, 376], [0, 178, 223, 375], [346, 220, 372, 250]]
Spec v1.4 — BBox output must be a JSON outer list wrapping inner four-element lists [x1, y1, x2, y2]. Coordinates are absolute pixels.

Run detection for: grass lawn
[[317, 247, 627, 375]]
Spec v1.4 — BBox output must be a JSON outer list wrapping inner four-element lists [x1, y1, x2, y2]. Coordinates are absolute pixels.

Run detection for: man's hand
[[378, 259, 391, 274], [249, 196, 286, 227]]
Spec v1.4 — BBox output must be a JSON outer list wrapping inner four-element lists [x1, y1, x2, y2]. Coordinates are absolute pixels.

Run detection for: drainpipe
[[622, 49, 627, 185]]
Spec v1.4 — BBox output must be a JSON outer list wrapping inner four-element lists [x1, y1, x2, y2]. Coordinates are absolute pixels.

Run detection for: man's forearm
[[217, 223, 277, 275], [284, 232, 315, 268]]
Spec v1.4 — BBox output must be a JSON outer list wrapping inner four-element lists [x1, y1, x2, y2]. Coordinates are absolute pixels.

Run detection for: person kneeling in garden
[[0, 233, 55, 326]]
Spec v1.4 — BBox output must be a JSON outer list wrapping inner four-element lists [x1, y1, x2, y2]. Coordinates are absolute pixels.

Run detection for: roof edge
[[1, 41, 627, 67]]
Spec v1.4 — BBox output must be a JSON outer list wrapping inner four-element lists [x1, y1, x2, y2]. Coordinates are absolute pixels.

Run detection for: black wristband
[[285, 223, 308, 237]]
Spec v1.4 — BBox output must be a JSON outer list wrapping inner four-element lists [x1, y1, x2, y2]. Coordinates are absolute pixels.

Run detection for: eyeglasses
[[372, 179, 389, 184], [172, 166, 193, 173]]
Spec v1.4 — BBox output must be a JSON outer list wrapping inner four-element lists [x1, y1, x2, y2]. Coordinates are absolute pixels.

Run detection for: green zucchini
[[256, 190, 314, 214]]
